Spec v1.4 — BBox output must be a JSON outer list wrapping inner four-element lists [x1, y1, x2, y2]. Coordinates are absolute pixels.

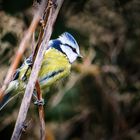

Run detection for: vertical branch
[[33, 1, 55, 139], [35, 81, 46, 140], [11, 0, 64, 140]]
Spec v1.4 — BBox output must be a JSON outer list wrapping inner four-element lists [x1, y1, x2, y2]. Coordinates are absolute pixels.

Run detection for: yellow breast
[[16, 48, 71, 91], [38, 48, 71, 89]]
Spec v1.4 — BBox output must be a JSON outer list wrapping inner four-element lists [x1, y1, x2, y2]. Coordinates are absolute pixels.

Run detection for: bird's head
[[58, 32, 82, 63]]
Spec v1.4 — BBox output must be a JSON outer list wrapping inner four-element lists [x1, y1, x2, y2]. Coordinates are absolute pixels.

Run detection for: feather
[[58, 32, 79, 49]]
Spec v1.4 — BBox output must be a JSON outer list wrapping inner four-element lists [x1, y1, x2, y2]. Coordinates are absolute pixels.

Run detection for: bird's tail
[[0, 80, 19, 111]]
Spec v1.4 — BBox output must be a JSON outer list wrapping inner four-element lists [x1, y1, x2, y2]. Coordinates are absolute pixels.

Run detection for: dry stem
[[32, 1, 55, 139], [35, 81, 46, 140], [11, 0, 64, 139]]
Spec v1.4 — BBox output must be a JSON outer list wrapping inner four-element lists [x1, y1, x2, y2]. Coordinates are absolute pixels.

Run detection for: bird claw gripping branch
[[34, 98, 45, 106]]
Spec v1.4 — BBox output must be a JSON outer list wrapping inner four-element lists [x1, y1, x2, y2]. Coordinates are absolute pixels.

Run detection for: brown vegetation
[[0, 0, 140, 139]]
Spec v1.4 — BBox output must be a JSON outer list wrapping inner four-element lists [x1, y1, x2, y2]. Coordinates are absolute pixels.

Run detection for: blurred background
[[0, 0, 140, 139]]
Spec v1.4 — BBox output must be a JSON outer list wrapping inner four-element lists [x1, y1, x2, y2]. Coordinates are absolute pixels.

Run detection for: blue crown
[[58, 32, 79, 49], [62, 32, 77, 45]]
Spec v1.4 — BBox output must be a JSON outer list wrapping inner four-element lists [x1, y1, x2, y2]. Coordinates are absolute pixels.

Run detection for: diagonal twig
[[11, 0, 64, 139]]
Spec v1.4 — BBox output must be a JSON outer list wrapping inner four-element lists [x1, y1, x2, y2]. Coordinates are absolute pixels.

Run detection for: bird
[[0, 32, 82, 110]]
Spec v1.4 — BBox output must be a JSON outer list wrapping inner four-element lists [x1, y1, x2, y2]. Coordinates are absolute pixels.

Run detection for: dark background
[[0, 0, 140, 139]]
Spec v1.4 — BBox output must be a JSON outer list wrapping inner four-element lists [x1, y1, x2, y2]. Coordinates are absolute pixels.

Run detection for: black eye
[[71, 47, 76, 53]]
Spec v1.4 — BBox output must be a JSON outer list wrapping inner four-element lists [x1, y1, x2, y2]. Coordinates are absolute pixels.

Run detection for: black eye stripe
[[64, 43, 77, 53]]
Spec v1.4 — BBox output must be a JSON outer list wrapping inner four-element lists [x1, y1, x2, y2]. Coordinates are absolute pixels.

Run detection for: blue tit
[[0, 32, 82, 110]]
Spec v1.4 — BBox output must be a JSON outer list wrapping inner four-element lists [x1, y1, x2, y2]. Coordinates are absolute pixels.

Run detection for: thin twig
[[35, 81, 46, 140], [11, 0, 64, 140]]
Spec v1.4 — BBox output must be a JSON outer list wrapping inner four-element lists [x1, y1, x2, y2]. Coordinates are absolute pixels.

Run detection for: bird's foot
[[34, 98, 45, 106]]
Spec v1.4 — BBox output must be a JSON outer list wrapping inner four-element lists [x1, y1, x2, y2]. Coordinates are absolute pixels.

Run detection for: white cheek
[[67, 50, 78, 63], [60, 45, 77, 63]]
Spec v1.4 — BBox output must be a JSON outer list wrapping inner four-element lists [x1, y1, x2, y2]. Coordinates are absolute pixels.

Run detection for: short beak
[[78, 54, 83, 58]]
